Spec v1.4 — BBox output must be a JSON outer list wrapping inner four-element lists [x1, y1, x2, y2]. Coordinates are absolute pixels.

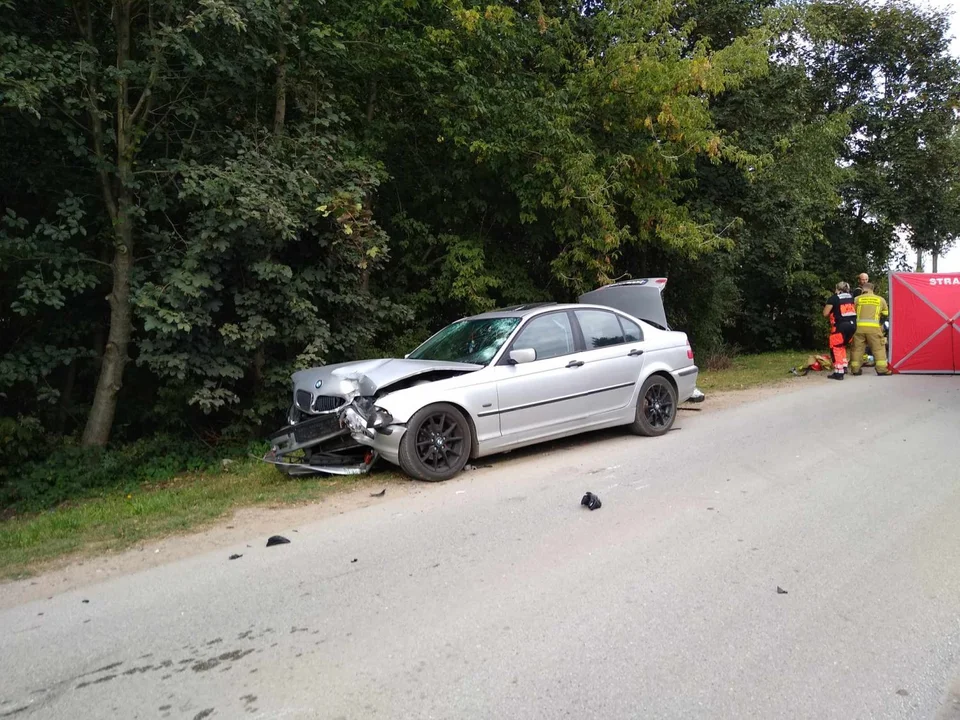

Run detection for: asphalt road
[[3, 376, 960, 720]]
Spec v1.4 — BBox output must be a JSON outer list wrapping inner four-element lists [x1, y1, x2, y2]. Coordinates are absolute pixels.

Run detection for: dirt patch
[[692, 380, 813, 413]]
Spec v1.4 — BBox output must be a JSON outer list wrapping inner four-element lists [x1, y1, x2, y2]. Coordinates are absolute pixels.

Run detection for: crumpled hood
[[292, 358, 483, 399]]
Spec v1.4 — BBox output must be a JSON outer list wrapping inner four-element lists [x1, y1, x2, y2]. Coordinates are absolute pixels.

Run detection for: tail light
[[686, 340, 694, 360]]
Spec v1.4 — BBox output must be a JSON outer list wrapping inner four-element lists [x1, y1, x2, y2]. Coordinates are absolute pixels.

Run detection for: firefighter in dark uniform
[[822, 281, 857, 380]]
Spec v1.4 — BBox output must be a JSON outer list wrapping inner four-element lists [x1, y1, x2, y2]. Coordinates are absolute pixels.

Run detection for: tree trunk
[[249, 4, 290, 392], [273, 1, 289, 136], [81, 0, 135, 447], [82, 208, 134, 446], [916, 247, 923, 272], [932, 249, 939, 273]]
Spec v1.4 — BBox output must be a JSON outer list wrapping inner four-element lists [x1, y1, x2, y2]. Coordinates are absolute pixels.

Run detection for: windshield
[[408, 317, 521, 365]]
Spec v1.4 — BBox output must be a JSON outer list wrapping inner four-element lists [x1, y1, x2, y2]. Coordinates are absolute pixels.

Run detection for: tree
[[804, 0, 960, 275], [1, 0, 398, 443]]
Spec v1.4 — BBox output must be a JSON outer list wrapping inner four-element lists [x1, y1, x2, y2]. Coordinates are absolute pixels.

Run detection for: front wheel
[[398, 403, 473, 481], [629, 375, 678, 437]]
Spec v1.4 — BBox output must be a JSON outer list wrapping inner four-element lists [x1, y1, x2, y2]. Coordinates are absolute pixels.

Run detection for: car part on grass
[[687, 387, 705, 403], [266, 535, 290, 547], [581, 491, 602, 510]]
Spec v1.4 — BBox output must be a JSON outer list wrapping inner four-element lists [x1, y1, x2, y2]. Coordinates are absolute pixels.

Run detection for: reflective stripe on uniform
[[855, 294, 885, 327]]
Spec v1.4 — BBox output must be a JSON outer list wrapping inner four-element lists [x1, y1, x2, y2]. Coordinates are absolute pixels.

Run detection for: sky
[[915, 0, 960, 271]]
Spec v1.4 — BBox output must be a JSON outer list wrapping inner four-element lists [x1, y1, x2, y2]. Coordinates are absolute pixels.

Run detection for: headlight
[[338, 377, 360, 399], [370, 407, 394, 428]]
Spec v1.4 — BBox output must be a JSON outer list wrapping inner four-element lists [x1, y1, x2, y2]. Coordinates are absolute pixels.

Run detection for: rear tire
[[629, 375, 677, 437], [398, 403, 473, 481]]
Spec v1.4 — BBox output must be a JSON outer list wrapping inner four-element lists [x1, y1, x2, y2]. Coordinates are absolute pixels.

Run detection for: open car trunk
[[578, 278, 670, 330], [580, 278, 703, 404]]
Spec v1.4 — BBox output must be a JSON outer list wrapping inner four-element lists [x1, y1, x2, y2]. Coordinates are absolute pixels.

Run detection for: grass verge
[[696, 350, 816, 392], [0, 457, 397, 581]]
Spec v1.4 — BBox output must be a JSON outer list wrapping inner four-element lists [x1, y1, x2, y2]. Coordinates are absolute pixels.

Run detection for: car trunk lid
[[578, 278, 670, 330]]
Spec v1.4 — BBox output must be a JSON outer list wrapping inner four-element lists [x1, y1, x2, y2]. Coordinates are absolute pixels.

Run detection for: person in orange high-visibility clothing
[[822, 282, 857, 380], [850, 282, 892, 375]]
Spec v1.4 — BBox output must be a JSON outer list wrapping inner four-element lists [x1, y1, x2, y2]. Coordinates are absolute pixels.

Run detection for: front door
[[491, 310, 589, 442]]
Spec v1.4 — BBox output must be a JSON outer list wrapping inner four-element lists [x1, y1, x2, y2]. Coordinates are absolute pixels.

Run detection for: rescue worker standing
[[822, 281, 858, 380], [851, 273, 869, 299], [850, 282, 892, 376]]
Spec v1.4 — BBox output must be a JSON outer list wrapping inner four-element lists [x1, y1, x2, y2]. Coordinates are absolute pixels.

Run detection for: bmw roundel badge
[[315, 379, 323, 389]]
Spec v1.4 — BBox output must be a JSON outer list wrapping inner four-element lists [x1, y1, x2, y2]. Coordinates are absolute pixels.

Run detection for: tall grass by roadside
[[0, 456, 398, 579], [697, 350, 816, 392]]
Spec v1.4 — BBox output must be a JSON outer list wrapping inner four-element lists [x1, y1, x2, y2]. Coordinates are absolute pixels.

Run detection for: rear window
[[575, 310, 625, 349]]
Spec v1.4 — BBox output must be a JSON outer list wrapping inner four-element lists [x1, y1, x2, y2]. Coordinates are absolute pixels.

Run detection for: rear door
[[571, 309, 647, 416]]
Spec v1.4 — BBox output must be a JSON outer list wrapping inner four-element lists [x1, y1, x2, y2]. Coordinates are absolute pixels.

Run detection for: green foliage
[[0, 435, 238, 514]]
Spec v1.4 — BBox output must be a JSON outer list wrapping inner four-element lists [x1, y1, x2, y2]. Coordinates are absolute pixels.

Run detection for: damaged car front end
[[263, 400, 378, 477], [263, 359, 482, 476]]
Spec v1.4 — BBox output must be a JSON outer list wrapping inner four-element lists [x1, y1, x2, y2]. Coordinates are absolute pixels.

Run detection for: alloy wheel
[[414, 411, 466, 473], [643, 383, 675, 428]]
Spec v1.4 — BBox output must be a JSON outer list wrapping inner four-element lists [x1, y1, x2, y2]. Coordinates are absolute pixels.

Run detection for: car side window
[[575, 310, 625, 349], [511, 313, 576, 361], [619, 316, 643, 342]]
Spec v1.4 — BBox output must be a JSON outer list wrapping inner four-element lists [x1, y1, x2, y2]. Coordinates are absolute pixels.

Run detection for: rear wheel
[[398, 403, 473, 481], [629, 375, 677, 437]]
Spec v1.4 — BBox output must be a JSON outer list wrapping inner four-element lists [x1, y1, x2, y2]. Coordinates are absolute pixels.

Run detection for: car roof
[[467, 302, 558, 320], [466, 302, 646, 323]]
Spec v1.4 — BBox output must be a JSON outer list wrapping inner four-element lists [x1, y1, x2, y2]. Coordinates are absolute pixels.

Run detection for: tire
[[398, 403, 473, 482], [629, 374, 678, 437]]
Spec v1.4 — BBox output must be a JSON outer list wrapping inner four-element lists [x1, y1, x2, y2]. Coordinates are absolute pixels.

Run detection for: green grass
[[0, 457, 399, 580], [697, 350, 816, 392]]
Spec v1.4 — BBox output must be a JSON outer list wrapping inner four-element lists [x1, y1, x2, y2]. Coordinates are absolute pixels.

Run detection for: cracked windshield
[[407, 318, 521, 365]]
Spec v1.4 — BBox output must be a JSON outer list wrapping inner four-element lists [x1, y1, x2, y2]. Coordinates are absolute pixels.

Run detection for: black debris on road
[[581, 492, 602, 511]]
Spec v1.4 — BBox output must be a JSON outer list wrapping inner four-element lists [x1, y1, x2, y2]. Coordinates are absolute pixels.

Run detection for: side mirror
[[508, 348, 537, 365]]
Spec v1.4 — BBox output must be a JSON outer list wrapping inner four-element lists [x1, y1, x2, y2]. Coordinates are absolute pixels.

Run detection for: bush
[[703, 343, 740, 371], [0, 435, 246, 515]]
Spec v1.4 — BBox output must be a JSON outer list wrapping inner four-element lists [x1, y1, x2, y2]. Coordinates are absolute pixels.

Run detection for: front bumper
[[263, 396, 408, 475], [263, 412, 377, 476]]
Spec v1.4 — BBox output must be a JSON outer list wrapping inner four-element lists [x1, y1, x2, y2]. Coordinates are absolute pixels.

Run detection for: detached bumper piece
[[263, 413, 377, 476], [686, 387, 705, 403]]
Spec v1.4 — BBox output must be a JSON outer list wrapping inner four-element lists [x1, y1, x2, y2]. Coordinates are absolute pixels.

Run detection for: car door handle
[[628, 349, 644, 357], [566, 360, 584, 368]]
